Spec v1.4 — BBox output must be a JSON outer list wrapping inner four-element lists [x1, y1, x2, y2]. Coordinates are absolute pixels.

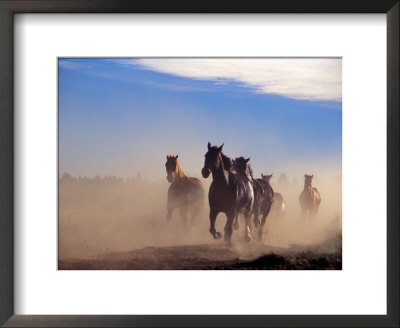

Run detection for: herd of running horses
[[165, 142, 322, 246]]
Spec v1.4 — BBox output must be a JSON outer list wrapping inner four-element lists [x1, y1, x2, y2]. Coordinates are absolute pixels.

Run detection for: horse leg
[[167, 206, 174, 223], [314, 202, 321, 216], [311, 206, 319, 219], [244, 207, 253, 242], [271, 205, 276, 219], [258, 203, 272, 241], [279, 201, 285, 218], [179, 206, 188, 227], [233, 213, 240, 230], [312, 197, 321, 218], [224, 210, 235, 246], [209, 209, 222, 239], [252, 206, 260, 228], [310, 196, 316, 218]]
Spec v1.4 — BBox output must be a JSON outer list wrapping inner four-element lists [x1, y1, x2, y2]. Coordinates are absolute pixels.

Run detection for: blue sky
[[58, 58, 342, 180]]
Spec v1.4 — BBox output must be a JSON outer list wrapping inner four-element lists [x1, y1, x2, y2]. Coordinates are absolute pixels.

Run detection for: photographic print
[[58, 58, 342, 270]]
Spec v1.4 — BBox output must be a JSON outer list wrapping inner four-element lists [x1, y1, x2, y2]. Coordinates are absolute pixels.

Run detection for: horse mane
[[175, 159, 185, 178], [207, 145, 232, 170], [247, 163, 254, 178], [220, 152, 233, 170]]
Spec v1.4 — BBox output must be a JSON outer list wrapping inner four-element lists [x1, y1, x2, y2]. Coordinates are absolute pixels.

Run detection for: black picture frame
[[0, 1, 398, 327]]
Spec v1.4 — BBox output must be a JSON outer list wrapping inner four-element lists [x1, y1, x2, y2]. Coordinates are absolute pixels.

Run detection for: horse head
[[233, 157, 250, 172], [201, 142, 224, 178], [165, 155, 179, 182], [261, 173, 273, 182], [233, 157, 253, 179], [304, 174, 314, 187]]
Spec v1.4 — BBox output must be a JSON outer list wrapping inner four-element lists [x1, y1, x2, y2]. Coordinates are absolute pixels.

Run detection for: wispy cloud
[[115, 58, 342, 102], [85, 69, 213, 93]]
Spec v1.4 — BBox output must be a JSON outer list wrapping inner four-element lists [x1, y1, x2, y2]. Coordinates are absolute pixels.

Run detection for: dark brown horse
[[201, 143, 253, 245], [231, 158, 274, 240], [165, 155, 205, 225], [253, 173, 274, 240], [231, 157, 263, 230], [261, 174, 285, 218], [299, 174, 321, 217]]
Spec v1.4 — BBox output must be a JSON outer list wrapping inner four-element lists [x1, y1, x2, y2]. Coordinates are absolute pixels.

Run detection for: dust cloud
[[58, 163, 342, 262]]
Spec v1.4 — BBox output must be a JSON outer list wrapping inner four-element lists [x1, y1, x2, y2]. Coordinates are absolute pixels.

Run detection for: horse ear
[[175, 155, 178, 159], [207, 142, 211, 150], [261, 174, 265, 178], [245, 158, 250, 163], [218, 143, 224, 151], [304, 174, 307, 178], [166, 155, 169, 160]]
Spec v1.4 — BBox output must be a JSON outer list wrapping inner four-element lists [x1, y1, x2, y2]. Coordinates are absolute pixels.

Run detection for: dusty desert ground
[[58, 171, 342, 270]]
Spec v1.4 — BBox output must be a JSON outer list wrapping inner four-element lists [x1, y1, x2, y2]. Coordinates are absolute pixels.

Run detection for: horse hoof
[[244, 234, 252, 243], [233, 222, 239, 230], [224, 232, 233, 243], [214, 232, 222, 239]]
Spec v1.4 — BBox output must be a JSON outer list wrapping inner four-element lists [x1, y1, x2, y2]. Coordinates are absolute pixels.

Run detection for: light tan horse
[[165, 155, 205, 225], [299, 174, 321, 218]]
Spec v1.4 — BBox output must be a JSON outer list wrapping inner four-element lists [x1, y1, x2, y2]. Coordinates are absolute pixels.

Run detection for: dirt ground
[[59, 241, 341, 270], [58, 174, 342, 270]]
